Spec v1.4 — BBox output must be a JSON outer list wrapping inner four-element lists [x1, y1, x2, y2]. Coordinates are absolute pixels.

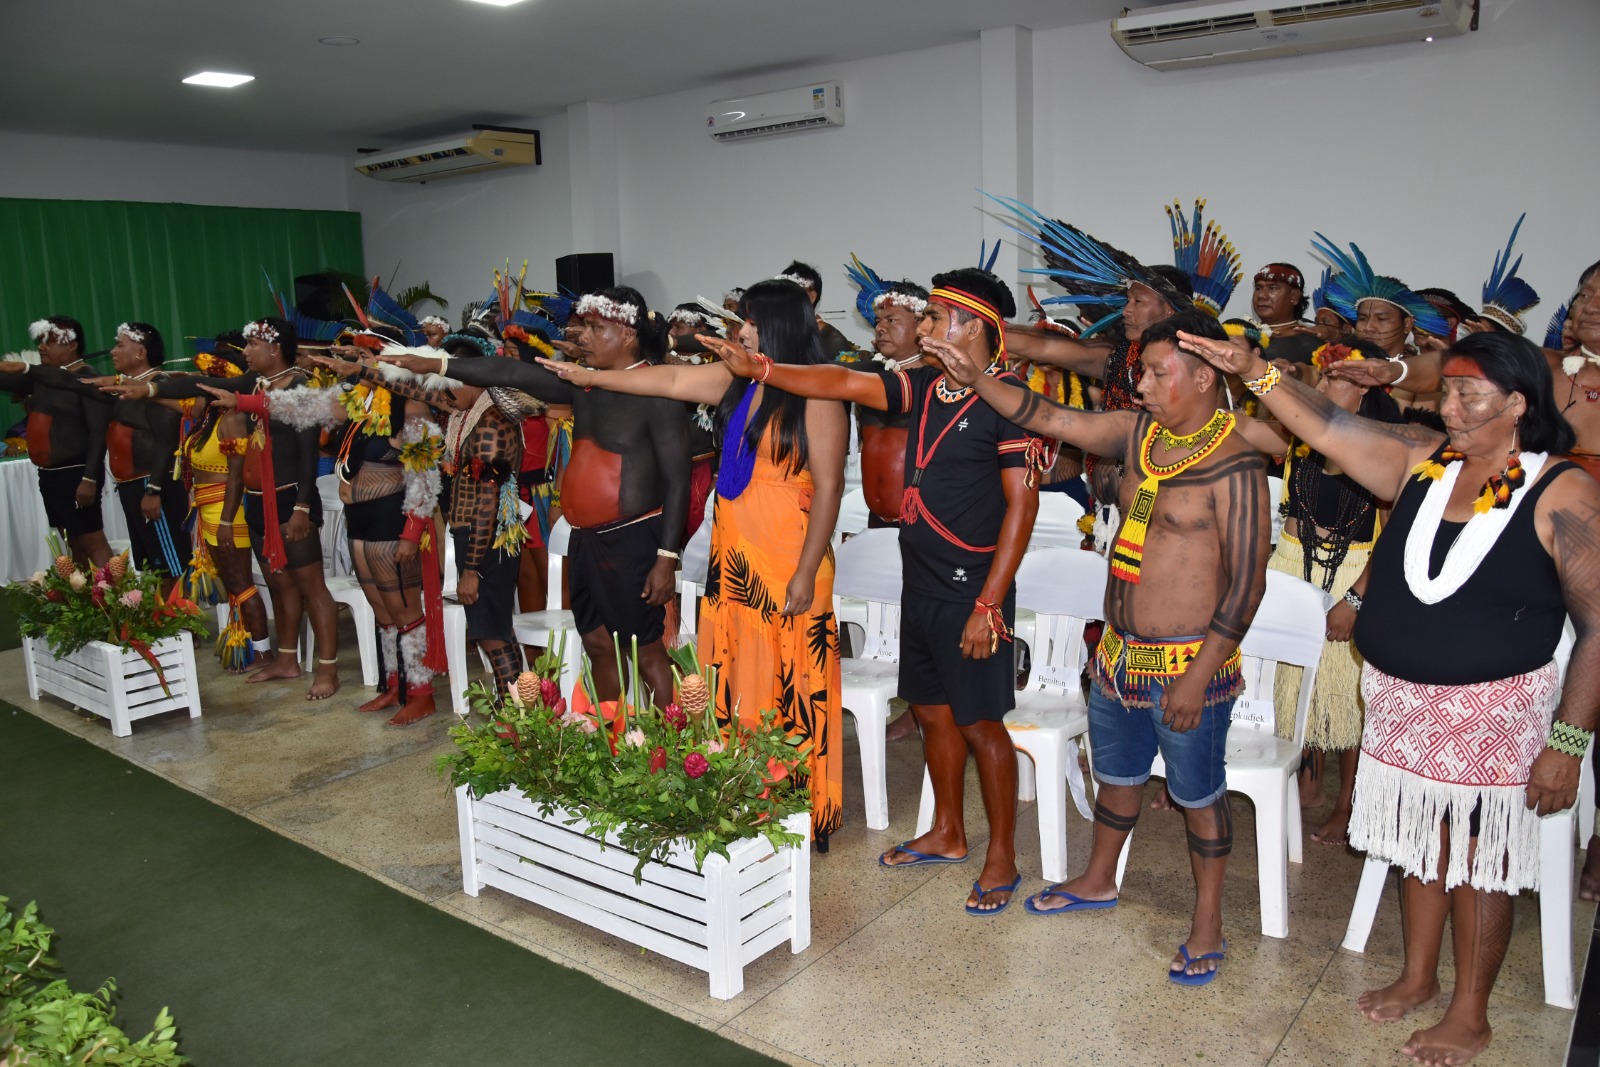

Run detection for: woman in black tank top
[[1178, 327, 1599, 1065]]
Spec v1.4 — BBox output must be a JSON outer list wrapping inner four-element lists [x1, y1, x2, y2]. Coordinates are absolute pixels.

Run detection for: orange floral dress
[[698, 428, 842, 842]]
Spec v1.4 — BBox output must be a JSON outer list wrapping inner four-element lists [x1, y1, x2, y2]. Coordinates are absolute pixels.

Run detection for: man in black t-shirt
[[713, 267, 1042, 916]]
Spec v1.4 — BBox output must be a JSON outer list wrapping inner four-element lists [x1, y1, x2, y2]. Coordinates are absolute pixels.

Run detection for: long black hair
[[716, 279, 825, 475], [1447, 331, 1576, 454]]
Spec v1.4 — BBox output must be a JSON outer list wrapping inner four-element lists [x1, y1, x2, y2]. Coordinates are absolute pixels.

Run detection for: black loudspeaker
[[294, 271, 352, 322], [555, 253, 614, 296]]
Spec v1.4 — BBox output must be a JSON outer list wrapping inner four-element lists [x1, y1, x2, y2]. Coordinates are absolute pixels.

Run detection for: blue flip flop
[[964, 875, 1023, 917], [1168, 941, 1227, 986], [1023, 884, 1118, 916], [878, 842, 969, 868]]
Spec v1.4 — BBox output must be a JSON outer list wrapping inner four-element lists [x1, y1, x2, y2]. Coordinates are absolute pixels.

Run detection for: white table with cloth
[[0, 458, 133, 581]]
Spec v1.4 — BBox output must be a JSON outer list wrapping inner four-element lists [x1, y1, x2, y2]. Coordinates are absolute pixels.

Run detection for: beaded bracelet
[[1243, 363, 1281, 398], [750, 352, 773, 383], [1548, 719, 1593, 758]]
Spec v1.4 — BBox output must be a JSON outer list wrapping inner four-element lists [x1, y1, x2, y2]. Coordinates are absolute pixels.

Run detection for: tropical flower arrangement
[[438, 637, 811, 878], [4, 537, 208, 694]]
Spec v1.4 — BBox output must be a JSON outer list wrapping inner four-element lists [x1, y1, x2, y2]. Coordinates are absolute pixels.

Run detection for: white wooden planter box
[[22, 634, 201, 738], [456, 785, 811, 999]]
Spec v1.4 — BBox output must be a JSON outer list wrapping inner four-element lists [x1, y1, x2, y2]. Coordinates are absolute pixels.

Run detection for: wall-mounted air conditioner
[[1111, 0, 1474, 71], [706, 81, 844, 142], [354, 126, 541, 183]]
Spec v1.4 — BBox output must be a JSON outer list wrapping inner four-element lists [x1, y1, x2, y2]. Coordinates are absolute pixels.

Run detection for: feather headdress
[[1544, 303, 1570, 351], [981, 191, 1186, 338], [524, 290, 575, 329], [261, 270, 345, 342], [367, 281, 426, 346], [492, 268, 563, 357], [1479, 214, 1539, 335], [845, 254, 889, 326], [1167, 199, 1241, 318], [1309, 235, 1449, 337], [1310, 268, 1348, 322]]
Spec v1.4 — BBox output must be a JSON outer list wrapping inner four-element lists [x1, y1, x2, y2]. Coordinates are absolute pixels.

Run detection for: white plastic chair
[[504, 517, 578, 700], [915, 548, 1105, 882], [1112, 569, 1329, 939], [675, 504, 715, 645], [1340, 619, 1589, 1008], [1028, 492, 1087, 550], [833, 487, 875, 653], [833, 528, 903, 831], [1267, 475, 1284, 546], [317, 473, 352, 576]]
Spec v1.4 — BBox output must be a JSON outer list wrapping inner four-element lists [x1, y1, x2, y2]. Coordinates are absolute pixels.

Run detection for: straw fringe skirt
[[1268, 535, 1368, 750]]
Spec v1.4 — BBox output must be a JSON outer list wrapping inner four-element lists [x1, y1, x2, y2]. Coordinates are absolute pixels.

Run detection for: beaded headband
[[418, 315, 449, 330], [873, 292, 929, 316], [1253, 264, 1304, 290], [116, 323, 150, 345]]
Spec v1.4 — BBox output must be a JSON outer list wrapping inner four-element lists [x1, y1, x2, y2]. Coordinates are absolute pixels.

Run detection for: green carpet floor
[[0, 706, 780, 1067]]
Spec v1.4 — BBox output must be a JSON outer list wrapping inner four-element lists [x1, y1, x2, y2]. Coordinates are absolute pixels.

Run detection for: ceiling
[[1, 0, 1156, 155]]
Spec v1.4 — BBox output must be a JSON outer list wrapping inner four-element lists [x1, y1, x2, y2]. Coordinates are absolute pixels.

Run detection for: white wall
[[346, 112, 574, 320], [613, 40, 983, 345], [0, 130, 349, 212], [1031, 0, 1600, 325]]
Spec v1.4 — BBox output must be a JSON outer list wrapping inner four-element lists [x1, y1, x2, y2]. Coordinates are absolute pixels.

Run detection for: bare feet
[[387, 688, 437, 726], [247, 655, 300, 684], [1310, 806, 1353, 846], [306, 663, 340, 702], [358, 687, 401, 713], [1149, 783, 1177, 811], [1580, 837, 1600, 903], [885, 712, 920, 743], [1358, 977, 1441, 1022], [1400, 1017, 1491, 1065], [1298, 750, 1324, 808]]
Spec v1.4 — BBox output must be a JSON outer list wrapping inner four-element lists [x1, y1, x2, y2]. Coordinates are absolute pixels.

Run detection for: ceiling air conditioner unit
[[354, 126, 541, 183], [706, 81, 844, 142], [1111, 0, 1474, 71]]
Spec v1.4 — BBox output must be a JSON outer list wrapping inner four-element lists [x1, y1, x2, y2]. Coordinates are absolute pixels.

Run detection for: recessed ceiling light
[[182, 71, 254, 88], [464, 0, 531, 6], [319, 36, 360, 46]]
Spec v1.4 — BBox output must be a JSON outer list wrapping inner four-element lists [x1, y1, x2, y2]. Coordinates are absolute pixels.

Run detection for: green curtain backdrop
[[0, 197, 363, 436]]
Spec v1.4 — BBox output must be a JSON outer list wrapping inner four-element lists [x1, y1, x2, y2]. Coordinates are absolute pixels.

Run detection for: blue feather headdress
[[1544, 303, 1570, 351], [366, 284, 425, 346], [1310, 268, 1349, 322], [845, 254, 890, 327], [261, 270, 345, 343], [1479, 214, 1540, 335], [981, 191, 1186, 338], [1166, 199, 1241, 318], [1309, 236, 1449, 337]]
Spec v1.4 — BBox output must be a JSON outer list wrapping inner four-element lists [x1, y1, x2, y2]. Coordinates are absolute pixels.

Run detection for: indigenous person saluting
[[0, 316, 114, 567], [105, 317, 342, 701], [380, 287, 690, 708], [537, 279, 848, 847], [1183, 326, 1600, 1066], [929, 308, 1270, 984], [709, 268, 1043, 914]]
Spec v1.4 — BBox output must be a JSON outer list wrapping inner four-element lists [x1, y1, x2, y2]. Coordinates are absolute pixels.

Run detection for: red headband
[[930, 287, 1006, 358], [1253, 264, 1304, 290], [1441, 356, 1489, 380]]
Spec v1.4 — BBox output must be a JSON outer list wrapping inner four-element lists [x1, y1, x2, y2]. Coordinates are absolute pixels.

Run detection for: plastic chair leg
[[1286, 774, 1304, 865], [1030, 745, 1068, 884], [1340, 855, 1389, 953], [1253, 788, 1290, 939], [1016, 750, 1037, 803], [1539, 809, 1577, 1009], [443, 604, 471, 719], [1114, 831, 1131, 889], [850, 697, 891, 831]]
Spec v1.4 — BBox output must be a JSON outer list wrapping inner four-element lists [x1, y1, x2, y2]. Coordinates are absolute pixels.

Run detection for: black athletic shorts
[[37, 464, 105, 537], [344, 490, 407, 542], [567, 514, 666, 646], [245, 486, 323, 571], [115, 479, 192, 578], [451, 527, 519, 644], [897, 589, 1017, 726]]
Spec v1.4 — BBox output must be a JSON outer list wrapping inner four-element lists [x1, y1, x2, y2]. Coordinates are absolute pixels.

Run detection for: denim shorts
[[1086, 679, 1233, 808]]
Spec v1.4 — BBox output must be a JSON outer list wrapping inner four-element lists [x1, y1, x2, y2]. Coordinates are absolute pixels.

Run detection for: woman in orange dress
[[534, 279, 848, 847]]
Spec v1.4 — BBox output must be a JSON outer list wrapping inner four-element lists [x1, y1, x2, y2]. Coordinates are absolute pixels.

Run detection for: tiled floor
[[5, 628, 1589, 1067]]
